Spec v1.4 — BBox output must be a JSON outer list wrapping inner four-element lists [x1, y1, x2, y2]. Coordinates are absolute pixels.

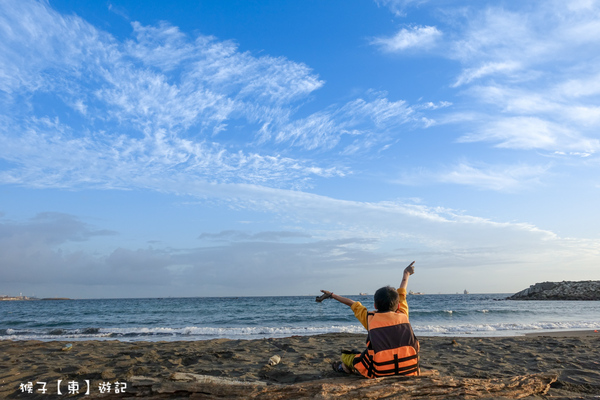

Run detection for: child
[[319, 262, 419, 378]]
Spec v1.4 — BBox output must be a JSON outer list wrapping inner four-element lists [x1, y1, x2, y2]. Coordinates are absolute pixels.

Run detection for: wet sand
[[1, 331, 599, 399]]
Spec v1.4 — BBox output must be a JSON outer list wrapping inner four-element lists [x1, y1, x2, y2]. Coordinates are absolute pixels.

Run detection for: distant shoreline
[[0, 297, 71, 301]]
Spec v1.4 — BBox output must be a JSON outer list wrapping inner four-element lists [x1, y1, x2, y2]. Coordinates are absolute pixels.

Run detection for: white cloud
[[417, 2, 600, 156], [371, 1, 600, 160], [553, 72, 600, 99], [271, 96, 416, 152], [453, 61, 521, 88], [437, 162, 549, 191], [458, 117, 562, 150], [0, 0, 432, 193], [371, 25, 442, 52], [126, 21, 196, 71], [0, 0, 330, 189], [395, 161, 549, 192]]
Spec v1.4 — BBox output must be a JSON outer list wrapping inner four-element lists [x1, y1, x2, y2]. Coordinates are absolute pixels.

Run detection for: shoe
[[332, 361, 350, 374], [315, 292, 333, 302]]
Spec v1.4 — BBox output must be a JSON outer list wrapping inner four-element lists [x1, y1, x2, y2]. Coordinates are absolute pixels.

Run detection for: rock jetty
[[508, 281, 600, 300]]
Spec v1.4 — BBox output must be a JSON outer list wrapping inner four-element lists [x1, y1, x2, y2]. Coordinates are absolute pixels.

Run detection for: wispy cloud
[[457, 116, 600, 153], [405, 1, 600, 157], [0, 0, 430, 193], [371, 25, 442, 52], [437, 162, 549, 191], [396, 161, 549, 192], [270, 96, 416, 153], [452, 61, 521, 88]]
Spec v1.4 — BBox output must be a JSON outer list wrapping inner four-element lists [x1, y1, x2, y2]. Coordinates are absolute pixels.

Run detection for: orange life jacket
[[353, 311, 420, 378]]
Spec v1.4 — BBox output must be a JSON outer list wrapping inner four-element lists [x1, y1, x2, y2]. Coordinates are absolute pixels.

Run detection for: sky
[[1, 0, 600, 298]]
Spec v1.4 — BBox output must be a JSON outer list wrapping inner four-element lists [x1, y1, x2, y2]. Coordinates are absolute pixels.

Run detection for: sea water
[[1, 294, 599, 341]]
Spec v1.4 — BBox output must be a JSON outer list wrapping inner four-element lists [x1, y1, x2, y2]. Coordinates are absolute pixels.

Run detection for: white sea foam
[[413, 321, 600, 336], [4, 321, 598, 342], [0, 325, 367, 341]]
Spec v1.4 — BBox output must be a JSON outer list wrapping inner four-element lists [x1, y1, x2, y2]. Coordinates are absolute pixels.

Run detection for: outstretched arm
[[319, 290, 368, 329], [399, 261, 415, 291], [319, 290, 355, 307]]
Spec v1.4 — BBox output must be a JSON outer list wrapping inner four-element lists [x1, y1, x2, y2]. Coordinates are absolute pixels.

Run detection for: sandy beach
[[1, 331, 599, 399]]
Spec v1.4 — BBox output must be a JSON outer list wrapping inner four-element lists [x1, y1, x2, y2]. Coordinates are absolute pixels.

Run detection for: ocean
[[1, 294, 599, 341]]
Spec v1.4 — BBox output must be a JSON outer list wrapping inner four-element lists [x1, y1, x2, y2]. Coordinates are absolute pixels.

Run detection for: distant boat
[[359, 292, 368, 296], [464, 290, 469, 294], [409, 290, 425, 295]]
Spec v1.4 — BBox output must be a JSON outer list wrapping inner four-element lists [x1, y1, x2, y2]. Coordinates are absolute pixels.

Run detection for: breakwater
[[508, 281, 600, 300]]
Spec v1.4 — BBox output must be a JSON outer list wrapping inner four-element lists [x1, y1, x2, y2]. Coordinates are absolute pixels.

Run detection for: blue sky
[[1, 0, 600, 298]]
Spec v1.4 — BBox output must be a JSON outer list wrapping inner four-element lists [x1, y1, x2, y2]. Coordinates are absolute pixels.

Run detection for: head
[[373, 286, 399, 312]]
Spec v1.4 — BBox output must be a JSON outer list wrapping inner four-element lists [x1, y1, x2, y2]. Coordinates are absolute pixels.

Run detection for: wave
[[410, 309, 529, 317], [413, 321, 600, 336], [0, 325, 367, 341], [2, 320, 600, 341]]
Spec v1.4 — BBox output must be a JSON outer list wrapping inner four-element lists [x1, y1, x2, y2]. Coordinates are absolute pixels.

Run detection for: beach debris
[[451, 340, 459, 346], [61, 343, 72, 351], [167, 372, 267, 386], [268, 355, 281, 366], [129, 372, 557, 399]]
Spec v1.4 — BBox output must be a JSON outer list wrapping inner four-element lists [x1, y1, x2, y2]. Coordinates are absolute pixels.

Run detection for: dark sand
[[1, 331, 599, 399]]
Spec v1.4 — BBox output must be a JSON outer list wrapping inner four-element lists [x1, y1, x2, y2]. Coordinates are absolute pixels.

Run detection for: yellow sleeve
[[350, 301, 368, 330], [397, 288, 409, 318]]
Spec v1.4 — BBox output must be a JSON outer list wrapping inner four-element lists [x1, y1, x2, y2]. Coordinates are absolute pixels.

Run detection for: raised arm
[[319, 290, 355, 307], [399, 261, 415, 291]]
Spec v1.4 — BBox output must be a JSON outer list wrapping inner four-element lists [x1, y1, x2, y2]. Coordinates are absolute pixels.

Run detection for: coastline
[[2, 331, 599, 399], [524, 329, 599, 337]]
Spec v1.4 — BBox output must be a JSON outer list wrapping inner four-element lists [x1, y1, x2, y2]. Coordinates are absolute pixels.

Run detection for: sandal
[[315, 291, 333, 302], [332, 361, 350, 374]]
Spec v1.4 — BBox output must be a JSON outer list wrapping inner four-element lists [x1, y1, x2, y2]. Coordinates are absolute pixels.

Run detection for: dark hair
[[374, 286, 399, 312]]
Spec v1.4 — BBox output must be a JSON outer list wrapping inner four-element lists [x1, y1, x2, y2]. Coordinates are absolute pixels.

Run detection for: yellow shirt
[[350, 288, 409, 330]]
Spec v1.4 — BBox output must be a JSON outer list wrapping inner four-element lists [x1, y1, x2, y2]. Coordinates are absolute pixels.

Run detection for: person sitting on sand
[[319, 262, 420, 378]]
